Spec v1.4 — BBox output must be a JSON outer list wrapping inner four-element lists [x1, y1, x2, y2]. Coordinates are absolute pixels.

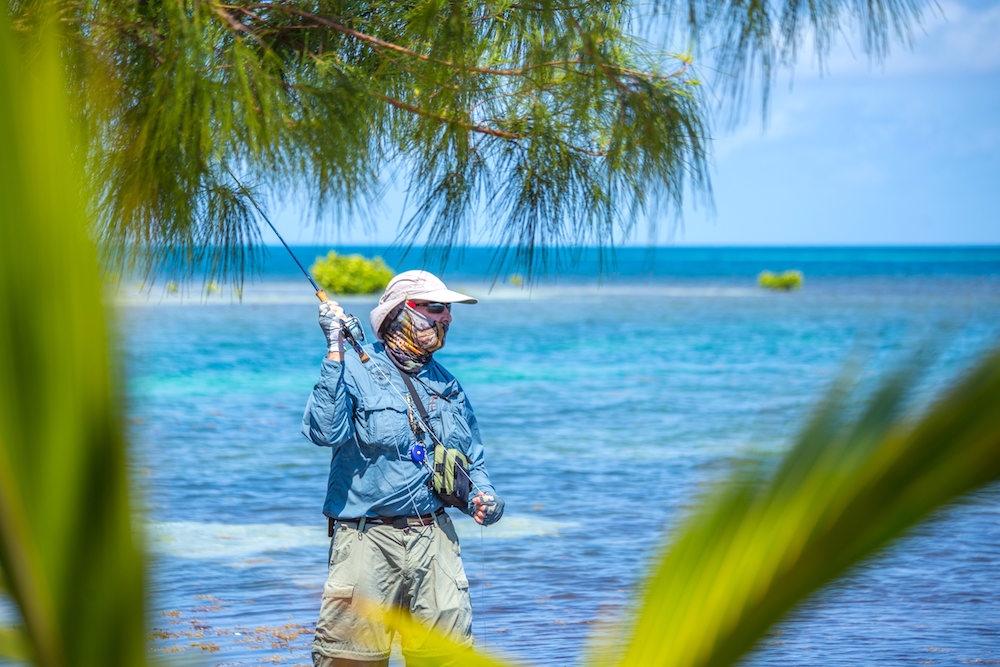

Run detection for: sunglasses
[[406, 300, 451, 314]]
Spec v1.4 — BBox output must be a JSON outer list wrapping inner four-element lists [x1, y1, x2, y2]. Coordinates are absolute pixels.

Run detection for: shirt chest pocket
[[439, 405, 471, 450], [354, 393, 413, 454]]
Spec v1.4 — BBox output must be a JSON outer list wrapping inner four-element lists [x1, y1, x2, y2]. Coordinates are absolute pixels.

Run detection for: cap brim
[[408, 287, 478, 304]]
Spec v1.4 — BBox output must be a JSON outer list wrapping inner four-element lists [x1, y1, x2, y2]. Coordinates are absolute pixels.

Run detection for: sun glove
[[318, 301, 346, 353], [479, 493, 505, 527]]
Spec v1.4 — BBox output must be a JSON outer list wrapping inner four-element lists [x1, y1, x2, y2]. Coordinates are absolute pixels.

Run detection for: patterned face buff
[[382, 304, 449, 372]]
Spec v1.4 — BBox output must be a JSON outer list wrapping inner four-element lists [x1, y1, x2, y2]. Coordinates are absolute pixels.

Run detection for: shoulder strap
[[397, 367, 443, 446], [398, 370, 430, 423]]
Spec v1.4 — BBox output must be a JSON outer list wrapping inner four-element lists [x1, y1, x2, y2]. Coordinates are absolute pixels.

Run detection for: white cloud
[[801, 0, 1000, 79], [925, 1, 1000, 67]]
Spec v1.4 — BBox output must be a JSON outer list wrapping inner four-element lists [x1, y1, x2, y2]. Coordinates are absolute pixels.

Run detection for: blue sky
[[272, 0, 1000, 247]]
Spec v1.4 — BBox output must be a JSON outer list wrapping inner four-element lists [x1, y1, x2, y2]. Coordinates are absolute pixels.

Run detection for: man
[[302, 270, 505, 666]]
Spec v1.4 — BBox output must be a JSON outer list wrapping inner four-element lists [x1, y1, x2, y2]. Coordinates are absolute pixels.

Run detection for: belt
[[330, 508, 445, 535]]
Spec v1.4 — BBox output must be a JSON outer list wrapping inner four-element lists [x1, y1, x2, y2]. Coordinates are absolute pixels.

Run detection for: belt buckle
[[391, 516, 409, 529]]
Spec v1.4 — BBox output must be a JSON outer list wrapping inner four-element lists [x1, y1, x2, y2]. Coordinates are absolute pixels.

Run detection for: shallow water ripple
[[118, 261, 1000, 667]]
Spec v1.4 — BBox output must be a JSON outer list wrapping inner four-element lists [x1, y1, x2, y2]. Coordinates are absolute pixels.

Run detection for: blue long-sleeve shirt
[[302, 342, 499, 520]]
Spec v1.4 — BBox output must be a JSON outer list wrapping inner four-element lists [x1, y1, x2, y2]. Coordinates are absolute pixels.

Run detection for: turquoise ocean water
[[113, 246, 1000, 666]]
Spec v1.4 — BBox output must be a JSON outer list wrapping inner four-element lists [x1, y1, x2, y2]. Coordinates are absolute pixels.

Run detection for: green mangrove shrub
[[310, 251, 394, 295], [758, 270, 804, 290]]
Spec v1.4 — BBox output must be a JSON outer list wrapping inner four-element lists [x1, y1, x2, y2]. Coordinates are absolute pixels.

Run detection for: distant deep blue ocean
[[114, 246, 999, 666]]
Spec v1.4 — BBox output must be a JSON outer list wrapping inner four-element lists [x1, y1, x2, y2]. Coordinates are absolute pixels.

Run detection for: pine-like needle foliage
[[10, 0, 929, 282]]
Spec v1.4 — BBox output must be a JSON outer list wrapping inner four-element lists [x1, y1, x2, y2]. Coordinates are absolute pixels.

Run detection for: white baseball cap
[[369, 270, 477, 339]]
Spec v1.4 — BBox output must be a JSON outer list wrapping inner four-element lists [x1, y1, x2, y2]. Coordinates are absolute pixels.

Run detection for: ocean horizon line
[[263, 242, 1000, 250]]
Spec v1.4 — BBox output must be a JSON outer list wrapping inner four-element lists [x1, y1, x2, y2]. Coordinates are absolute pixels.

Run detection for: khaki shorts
[[312, 512, 472, 665]]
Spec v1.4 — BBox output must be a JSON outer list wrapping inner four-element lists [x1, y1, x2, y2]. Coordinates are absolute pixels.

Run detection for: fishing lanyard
[[368, 354, 488, 500]]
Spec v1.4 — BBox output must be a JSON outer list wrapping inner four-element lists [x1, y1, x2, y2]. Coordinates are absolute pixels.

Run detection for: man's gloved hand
[[472, 492, 505, 527], [319, 300, 346, 353]]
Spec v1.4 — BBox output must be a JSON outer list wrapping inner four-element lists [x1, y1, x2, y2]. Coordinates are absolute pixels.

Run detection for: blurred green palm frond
[[597, 350, 1000, 667], [0, 10, 148, 667], [371, 603, 515, 667]]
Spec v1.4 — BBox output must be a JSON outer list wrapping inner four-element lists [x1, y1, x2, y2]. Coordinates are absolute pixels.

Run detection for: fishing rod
[[232, 173, 369, 362], [265, 219, 369, 362]]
